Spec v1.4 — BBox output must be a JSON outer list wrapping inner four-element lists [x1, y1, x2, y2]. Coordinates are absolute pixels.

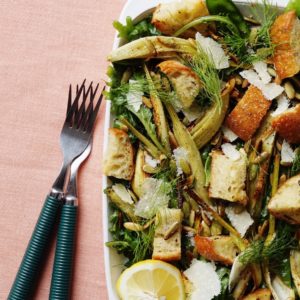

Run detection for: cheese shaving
[[184, 259, 221, 300], [271, 95, 290, 117], [126, 79, 143, 112], [225, 206, 254, 237], [253, 61, 271, 84], [173, 147, 188, 175], [221, 143, 241, 161], [144, 152, 159, 168], [240, 69, 283, 100], [281, 140, 295, 164], [195, 33, 229, 70], [222, 126, 238, 142]]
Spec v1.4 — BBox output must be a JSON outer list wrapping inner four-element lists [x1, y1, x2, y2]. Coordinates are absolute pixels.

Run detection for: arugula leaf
[[113, 16, 160, 43]]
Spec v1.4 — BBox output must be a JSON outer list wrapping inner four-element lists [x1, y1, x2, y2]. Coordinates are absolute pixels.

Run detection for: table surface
[[0, 0, 126, 298]]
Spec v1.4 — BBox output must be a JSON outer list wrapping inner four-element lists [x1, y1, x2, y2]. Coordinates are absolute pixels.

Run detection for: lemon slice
[[116, 259, 185, 300]]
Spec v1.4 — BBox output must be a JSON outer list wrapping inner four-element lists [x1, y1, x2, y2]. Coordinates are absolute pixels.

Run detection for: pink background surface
[[0, 0, 125, 298]]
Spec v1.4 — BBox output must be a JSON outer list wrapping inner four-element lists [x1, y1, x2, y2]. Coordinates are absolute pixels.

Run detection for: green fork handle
[[8, 195, 61, 300], [49, 203, 77, 300]]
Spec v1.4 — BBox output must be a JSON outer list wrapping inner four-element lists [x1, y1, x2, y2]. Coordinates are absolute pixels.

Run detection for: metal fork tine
[[86, 87, 104, 132], [76, 82, 94, 128], [66, 79, 86, 124], [91, 83, 99, 100], [67, 84, 72, 116]]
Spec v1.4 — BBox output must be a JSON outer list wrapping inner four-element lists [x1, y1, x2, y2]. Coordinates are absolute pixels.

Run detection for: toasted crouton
[[272, 104, 300, 144], [242, 288, 271, 300], [103, 128, 134, 180], [152, 0, 210, 37], [194, 235, 239, 265], [158, 60, 201, 109], [209, 150, 247, 205], [270, 11, 300, 80], [226, 85, 271, 141], [268, 174, 300, 224], [152, 208, 183, 261]]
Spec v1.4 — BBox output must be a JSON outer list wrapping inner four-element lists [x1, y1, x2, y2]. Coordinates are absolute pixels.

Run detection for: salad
[[103, 0, 300, 299]]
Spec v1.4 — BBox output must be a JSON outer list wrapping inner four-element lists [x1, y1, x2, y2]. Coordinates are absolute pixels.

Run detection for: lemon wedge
[[116, 259, 186, 300]]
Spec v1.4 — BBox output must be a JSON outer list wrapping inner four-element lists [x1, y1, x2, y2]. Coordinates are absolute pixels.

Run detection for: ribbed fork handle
[[8, 195, 61, 300], [49, 203, 77, 300]]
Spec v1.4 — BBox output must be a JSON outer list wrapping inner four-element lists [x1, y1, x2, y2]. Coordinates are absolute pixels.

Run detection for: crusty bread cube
[[103, 128, 134, 180], [272, 104, 300, 144], [242, 288, 271, 300], [270, 11, 300, 80], [268, 174, 300, 224], [226, 85, 271, 141], [209, 150, 247, 205], [194, 235, 239, 265], [158, 60, 201, 109], [152, 0, 209, 38], [152, 208, 182, 261]]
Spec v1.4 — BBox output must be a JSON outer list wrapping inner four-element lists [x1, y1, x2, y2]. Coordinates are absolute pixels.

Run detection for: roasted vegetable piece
[[194, 235, 239, 265], [165, 103, 210, 204], [103, 128, 134, 180], [191, 93, 229, 149], [270, 10, 300, 80], [242, 288, 271, 300], [158, 60, 202, 109], [272, 104, 300, 144], [152, 208, 183, 261], [152, 0, 210, 37], [290, 250, 300, 296], [105, 187, 137, 221], [107, 36, 196, 62], [226, 86, 272, 142], [144, 65, 171, 155], [131, 147, 149, 198], [268, 174, 300, 224], [206, 0, 250, 37]]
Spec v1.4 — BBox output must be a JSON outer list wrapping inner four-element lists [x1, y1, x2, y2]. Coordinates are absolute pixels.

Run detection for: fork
[[8, 81, 103, 300]]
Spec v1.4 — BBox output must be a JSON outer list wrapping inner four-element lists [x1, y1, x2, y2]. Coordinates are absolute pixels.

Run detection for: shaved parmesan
[[173, 147, 188, 175], [126, 80, 143, 112], [184, 259, 221, 300], [240, 69, 284, 100], [222, 126, 238, 142], [281, 140, 295, 164], [112, 184, 133, 204], [134, 178, 171, 219], [225, 206, 254, 237], [271, 95, 290, 117], [182, 104, 203, 122], [221, 143, 240, 161], [195, 33, 229, 70], [253, 61, 271, 84], [144, 152, 159, 168]]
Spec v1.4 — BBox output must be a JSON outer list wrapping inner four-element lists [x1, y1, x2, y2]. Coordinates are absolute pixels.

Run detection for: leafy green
[[222, 0, 277, 64], [213, 267, 234, 300], [113, 16, 160, 43], [106, 206, 155, 267], [271, 257, 292, 287], [186, 41, 222, 110], [291, 147, 300, 176], [239, 222, 297, 265]]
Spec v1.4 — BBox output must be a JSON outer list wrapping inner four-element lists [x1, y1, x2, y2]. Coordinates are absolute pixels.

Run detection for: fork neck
[[50, 161, 70, 199]]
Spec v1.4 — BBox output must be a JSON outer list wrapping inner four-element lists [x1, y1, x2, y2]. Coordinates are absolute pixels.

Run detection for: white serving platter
[[102, 1, 289, 299]]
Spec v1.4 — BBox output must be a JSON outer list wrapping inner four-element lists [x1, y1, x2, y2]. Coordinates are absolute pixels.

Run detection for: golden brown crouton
[[268, 174, 300, 224], [152, 0, 210, 37], [103, 128, 134, 180], [152, 208, 182, 261], [209, 150, 248, 205], [226, 85, 271, 141], [242, 288, 271, 300], [270, 10, 300, 80], [272, 104, 300, 144], [194, 235, 239, 265], [158, 60, 201, 109]]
